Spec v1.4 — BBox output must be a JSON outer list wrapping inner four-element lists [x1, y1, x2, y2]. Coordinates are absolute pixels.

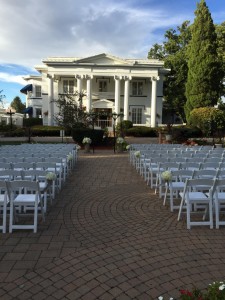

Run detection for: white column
[[114, 76, 121, 115], [124, 76, 131, 121], [150, 77, 158, 128], [86, 75, 92, 112], [33, 107, 37, 118], [75, 75, 82, 94], [48, 75, 54, 126]]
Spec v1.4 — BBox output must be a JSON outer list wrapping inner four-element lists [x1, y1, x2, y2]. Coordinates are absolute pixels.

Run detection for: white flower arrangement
[[82, 137, 92, 144], [46, 172, 57, 181], [67, 154, 73, 161], [161, 170, 172, 182], [126, 145, 130, 150], [116, 137, 125, 144], [76, 145, 81, 150], [134, 151, 141, 158]]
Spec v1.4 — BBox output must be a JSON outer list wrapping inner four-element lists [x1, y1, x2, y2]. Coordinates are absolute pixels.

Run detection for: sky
[[0, 0, 224, 107]]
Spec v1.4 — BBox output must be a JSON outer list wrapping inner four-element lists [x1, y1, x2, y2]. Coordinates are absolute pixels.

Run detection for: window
[[132, 81, 143, 96], [131, 107, 142, 124], [99, 80, 107, 92], [35, 85, 42, 97], [63, 80, 74, 94]]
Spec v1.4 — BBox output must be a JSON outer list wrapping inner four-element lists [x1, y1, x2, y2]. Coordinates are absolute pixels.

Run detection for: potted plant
[[82, 137, 92, 153]]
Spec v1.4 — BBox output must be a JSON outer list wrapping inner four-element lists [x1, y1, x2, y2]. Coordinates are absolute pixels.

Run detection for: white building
[[21, 53, 169, 129], [0, 108, 24, 127]]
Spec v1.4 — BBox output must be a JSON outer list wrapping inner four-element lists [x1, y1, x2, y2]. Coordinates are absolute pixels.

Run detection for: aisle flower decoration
[[134, 151, 141, 158], [76, 145, 81, 150], [126, 145, 130, 150], [67, 154, 73, 161], [82, 137, 92, 144], [46, 172, 57, 181], [116, 137, 125, 144], [161, 170, 172, 183]]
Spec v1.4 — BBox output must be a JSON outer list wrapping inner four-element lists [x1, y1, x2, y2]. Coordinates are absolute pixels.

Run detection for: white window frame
[[99, 80, 107, 92], [131, 107, 143, 124], [35, 85, 42, 97], [63, 80, 74, 94], [132, 81, 143, 96]]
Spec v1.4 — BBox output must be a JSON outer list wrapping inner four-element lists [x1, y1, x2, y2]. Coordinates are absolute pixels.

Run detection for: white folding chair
[[0, 181, 9, 233], [156, 162, 181, 197], [7, 180, 45, 233], [213, 179, 225, 229], [163, 169, 194, 212], [178, 178, 216, 229]]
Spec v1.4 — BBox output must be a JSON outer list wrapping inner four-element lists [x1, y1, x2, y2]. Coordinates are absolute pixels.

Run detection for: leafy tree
[[148, 21, 191, 122], [185, 0, 224, 121], [53, 92, 90, 129], [189, 107, 225, 140], [10, 96, 26, 113], [0, 90, 5, 108]]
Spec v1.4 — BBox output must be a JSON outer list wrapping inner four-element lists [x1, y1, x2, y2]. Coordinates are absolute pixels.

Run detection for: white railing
[[95, 119, 113, 128]]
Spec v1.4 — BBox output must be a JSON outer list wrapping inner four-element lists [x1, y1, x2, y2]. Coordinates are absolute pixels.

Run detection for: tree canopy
[[148, 0, 225, 123], [10, 96, 26, 113], [185, 0, 224, 121]]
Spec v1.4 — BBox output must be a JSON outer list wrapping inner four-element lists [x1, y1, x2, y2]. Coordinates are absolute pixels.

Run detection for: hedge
[[126, 126, 158, 137], [23, 118, 43, 127], [71, 128, 104, 145]]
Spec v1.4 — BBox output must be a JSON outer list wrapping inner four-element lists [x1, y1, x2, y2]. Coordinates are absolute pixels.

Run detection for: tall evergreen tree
[[10, 96, 26, 113], [148, 21, 191, 122], [185, 0, 224, 121]]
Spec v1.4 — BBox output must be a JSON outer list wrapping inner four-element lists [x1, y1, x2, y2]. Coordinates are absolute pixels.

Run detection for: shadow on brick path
[[0, 150, 225, 299]]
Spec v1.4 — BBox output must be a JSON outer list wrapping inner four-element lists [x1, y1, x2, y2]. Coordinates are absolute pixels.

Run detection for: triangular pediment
[[92, 99, 114, 109], [74, 53, 129, 65]]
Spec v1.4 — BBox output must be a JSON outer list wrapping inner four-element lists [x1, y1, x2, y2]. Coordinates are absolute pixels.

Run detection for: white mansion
[[21, 53, 169, 129]]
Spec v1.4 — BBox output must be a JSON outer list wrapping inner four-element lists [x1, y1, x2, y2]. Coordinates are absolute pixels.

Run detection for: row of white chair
[[0, 180, 45, 233], [0, 144, 78, 233], [129, 144, 225, 229]]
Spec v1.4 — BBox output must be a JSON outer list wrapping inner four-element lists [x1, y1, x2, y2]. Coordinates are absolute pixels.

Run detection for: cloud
[[0, 0, 195, 68], [0, 72, 26, 85]]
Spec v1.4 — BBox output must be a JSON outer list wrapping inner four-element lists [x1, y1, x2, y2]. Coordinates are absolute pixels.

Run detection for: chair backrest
[[7, 180, 40, 195], [184, 178, 216, 193], [12, 162, 35, 170], [193, 169, 218, 179], [201, 162, 221, 170], [171, 169, 194, 182], [180, 162, 202, 171], [0, 163, 12, 170]]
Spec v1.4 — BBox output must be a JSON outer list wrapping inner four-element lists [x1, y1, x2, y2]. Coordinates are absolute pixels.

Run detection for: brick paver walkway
[[1, 149, 225, 299]]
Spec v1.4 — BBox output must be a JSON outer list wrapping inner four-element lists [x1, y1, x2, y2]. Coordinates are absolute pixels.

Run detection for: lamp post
[[6, 109, 15, 130]]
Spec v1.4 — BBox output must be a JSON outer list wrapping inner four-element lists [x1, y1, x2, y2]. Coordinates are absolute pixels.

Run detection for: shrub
[[4, 128, 26, 137], [116, 120, 133, 136], [72, 128, 104, 145], [172, 126, 203, 143], [23, 118, 43, 127], [189, 107, 225, 137], [126, 126, 158, 137]]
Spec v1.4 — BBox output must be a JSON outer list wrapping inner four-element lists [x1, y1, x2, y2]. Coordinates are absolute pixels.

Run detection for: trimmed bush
[[172, 126, 203, 143], [126, 126, 158, 137], [23, 118, 43, 127], [72, 128, 104, 145], [189, 107, 225, 137], [30, 126, 71, 137]]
